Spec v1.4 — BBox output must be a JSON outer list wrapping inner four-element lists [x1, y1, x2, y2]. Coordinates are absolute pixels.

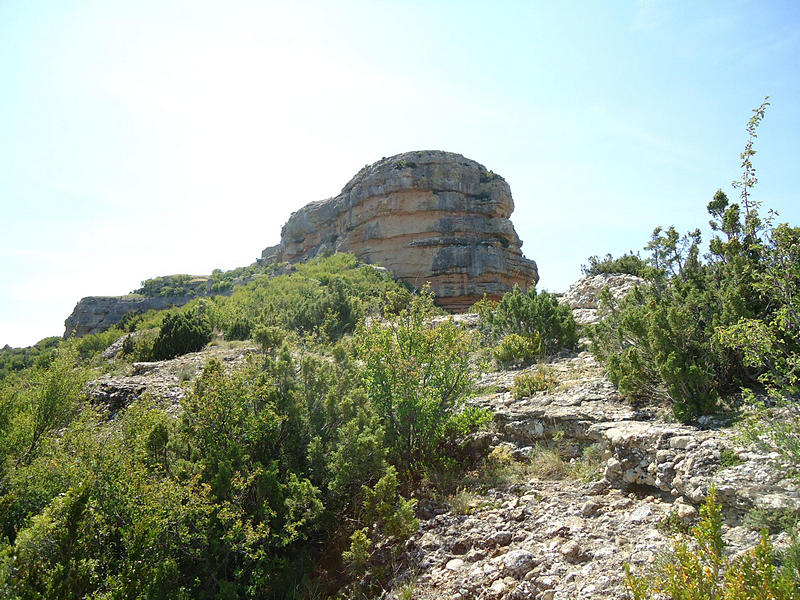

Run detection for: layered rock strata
[[263, 150, 539, 311]]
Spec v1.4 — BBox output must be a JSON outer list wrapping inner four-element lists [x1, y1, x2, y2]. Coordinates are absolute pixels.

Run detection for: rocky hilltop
[[263, 150, 539, 311]]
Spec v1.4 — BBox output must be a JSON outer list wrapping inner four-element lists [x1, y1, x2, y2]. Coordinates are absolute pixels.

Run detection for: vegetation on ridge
[[0, 256, 494, 599], [1, 100, 798, 598], [588, 98, 800, 433]]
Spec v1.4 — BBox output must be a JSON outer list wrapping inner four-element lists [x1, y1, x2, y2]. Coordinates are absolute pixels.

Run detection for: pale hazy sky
[[2, 1, 799, 347]]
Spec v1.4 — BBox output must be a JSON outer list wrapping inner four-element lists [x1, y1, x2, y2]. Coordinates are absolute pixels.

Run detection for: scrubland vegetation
[[589, 99, 800, 597], [0, 100, 798, 598], [0, 255, 496, 598]]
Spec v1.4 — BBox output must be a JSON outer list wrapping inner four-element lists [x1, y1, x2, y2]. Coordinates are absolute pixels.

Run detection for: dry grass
[[529, 446, 569, 479]]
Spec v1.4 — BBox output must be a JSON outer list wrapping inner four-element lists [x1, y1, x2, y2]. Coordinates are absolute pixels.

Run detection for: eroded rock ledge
[[262, 150, 539, 311]]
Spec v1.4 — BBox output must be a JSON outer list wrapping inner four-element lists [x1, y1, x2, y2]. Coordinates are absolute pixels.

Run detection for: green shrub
[[357, 289, 489, 483], [626, 488, 800, 599], [719, 448, 743, 469], [133, 274, 200, 297], [121, 334, 135, 356], [479, 285, 577, 357], [588, 101, 789, 422], [494, 333, 542, 365], [511, 368, 555, 399], [342, 528, 371, 574], [582, 251, 648, 277], [744, 506, 798, 535], [224, 315, 252, 341], [151, 310, 212, 360], [72, 328, 124, 360], [361, 466, 418, 542], [116, 309, 143, 332], [588, 276, 738, 421]]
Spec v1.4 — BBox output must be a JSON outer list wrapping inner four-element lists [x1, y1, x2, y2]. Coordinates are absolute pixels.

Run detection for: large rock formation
[[64, 295, 197, 338], [64, 275, 248, 338], [263, 150, 538, 311]]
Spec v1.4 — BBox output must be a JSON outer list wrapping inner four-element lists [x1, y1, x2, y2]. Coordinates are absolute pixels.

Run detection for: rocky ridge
[[263, 151, 539, 311], [562, 273, 646, 326]]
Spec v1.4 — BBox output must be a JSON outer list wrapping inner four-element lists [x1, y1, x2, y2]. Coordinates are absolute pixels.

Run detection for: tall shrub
[[151, 310, 212, 360]]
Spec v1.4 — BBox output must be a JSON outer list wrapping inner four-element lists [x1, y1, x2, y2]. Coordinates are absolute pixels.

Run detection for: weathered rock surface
[[563, 274, 646, 326], [263, 150, 539, 311], [86, 344, 257, 414], [388, 352, 798, 599], [64, 295, 195, 338]]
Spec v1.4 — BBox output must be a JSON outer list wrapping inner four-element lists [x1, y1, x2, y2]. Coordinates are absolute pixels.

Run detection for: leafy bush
[[494, 333, 542, 365], [626, 488, 800, 599], [361, 466, 418, 542], [744, 506, 798, 535], [151, 310, 212, 360], [588, 101, 785, 422], [72, 327, 124, 361], [478, 285, 577, 357], [511, 368, 555, 399], [581, 251, 648, 277], [588, 275, 739, 421], [224, 315, 253, 341], [357, 289, 489, 483]]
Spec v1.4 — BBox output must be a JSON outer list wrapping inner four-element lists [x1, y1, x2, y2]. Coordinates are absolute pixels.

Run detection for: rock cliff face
[[63, 295, 198, 338], [263, 150, 539, 311]]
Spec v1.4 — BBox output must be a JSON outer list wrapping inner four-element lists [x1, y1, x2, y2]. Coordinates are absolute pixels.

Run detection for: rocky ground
[[387, 351, 799, 600], [87, 340, 258, 414]]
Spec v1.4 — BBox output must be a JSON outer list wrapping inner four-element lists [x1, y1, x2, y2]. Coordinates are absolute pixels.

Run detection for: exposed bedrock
[[263, 150, 539, 311], [63, 295, 197, 338]]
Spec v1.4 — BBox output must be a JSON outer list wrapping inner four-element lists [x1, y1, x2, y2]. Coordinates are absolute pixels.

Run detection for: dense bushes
[[588, 264, 749, 421], [581, 251, 648, 277], [0, 337, 60, 380], [0, 270, 490, 598], [476, 285, 578, 364], [357, 290, 488, 482], [151, 309, 213, 360], [588, 99, 799, 423]]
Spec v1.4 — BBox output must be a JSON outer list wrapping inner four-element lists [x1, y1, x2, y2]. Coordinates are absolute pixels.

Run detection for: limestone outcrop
[[263, 150, 539, 311], [64, 295, 198, 338], [563, 274, 646, 326]]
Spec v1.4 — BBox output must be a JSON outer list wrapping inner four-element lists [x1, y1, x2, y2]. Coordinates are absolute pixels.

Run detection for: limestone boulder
[[564, 274, 647, 326]]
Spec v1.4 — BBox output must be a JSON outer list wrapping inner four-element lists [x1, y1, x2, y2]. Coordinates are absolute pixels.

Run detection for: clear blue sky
[[2, 0, 799, 347]]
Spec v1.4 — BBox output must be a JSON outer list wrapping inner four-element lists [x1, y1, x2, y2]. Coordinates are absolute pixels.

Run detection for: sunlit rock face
[[63, 295, 197, 338], [263, 150, 539, 311]]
